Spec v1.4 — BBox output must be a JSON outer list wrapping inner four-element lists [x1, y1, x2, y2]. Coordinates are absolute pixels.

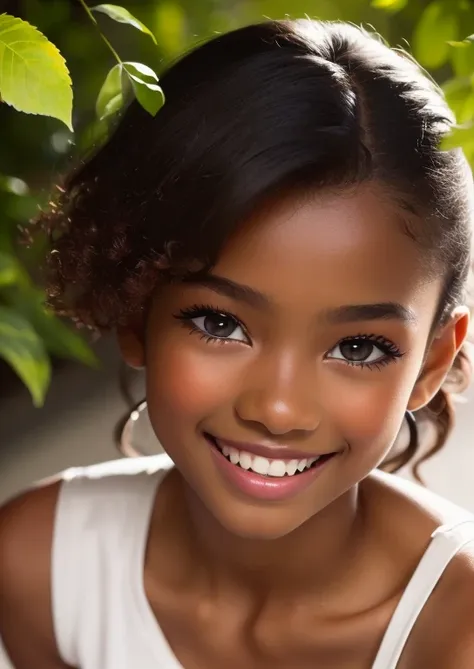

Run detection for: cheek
[[325, 367, 418, 455], [338, 389, 402, 440], [145, 339, 242, 423]]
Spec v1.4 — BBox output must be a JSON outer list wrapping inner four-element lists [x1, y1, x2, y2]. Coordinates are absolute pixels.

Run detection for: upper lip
[[209, 435, 333, 461]]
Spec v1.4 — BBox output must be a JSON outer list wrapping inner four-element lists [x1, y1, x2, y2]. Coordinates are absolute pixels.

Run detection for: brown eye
[[339, 340, 375, 362], [327, 338, 387, 365], [190, 312, 248, 342], [175, 306, 251, 344], [202, 313, 238, 338]]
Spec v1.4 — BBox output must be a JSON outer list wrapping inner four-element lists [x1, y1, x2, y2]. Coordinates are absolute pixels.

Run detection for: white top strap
[[51, 454, 172, 666], [372, 519, 474, 669]]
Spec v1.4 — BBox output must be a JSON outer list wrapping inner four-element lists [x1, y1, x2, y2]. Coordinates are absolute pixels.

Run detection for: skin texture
[[1, 183, 474, 669]]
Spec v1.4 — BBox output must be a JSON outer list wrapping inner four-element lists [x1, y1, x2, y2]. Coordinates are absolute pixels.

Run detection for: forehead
[[214, 184, 441, 318]]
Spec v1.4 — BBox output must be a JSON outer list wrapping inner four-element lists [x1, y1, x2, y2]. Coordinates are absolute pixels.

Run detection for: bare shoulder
[[364, 471, 474, 667], [0, 482, 71, 668], [368, 469, 473, 527], [406, 540, 474, 668]]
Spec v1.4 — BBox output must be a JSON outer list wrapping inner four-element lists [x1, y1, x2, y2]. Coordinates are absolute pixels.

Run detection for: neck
[[180, 480, 367, 599]]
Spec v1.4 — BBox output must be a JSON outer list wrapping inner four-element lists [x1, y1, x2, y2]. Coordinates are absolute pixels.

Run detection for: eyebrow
[[320, 302, 417, 325], [182, 274, 270, 309], [183, 274, 417, 324]]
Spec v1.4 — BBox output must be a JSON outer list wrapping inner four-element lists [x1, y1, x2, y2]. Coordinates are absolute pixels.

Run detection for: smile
[[205, 434, 337, 501], [215, 440, 332, 477]]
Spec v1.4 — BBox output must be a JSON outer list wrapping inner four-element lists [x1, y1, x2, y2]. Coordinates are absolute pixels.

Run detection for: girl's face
[[121, 184, 467, 539]]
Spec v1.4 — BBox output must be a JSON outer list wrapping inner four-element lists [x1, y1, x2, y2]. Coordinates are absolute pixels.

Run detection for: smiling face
[[119, 183, 467, 539]]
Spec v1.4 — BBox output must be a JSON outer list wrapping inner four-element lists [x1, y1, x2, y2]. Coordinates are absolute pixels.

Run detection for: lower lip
[[208, 439, 336, 501]]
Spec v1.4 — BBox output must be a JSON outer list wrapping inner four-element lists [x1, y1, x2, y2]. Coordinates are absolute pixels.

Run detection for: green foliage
[[5, 287, 98, 367], [0, 241, 100, 404], [152, 2, 187, 55], [443, 76, 474, 124], [0, 14, 72, 129], [78, 0, 163, 119], [92, 4, 158, 43], [371, 0, 407, 13], [0, 252, 19, 286], [96, 63, 123, 120], [0, 2, 162, 405], [413, 1, 460, 70], [123, 62, 164, 116], [97, 61, 164, 121], [0, 305, 51, 407], [370, 0, 474, 156], [440, 123, 474, 158], [96, 61, 165, 121]]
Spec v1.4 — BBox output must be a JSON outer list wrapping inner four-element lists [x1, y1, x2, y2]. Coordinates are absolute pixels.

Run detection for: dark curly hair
[[34, 20, 473, 478]]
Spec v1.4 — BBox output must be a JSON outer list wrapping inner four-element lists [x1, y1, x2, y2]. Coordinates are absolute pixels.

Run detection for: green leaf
[[451, 35, 474, 46], [440, 122, 474, 152], [123, 62, 164, 116], [0, 14, 73, 129], [0, 305, 51, 406], [413, 1, 460, 70], [450, 38, 474, 77], [8, 289, 98, 367], [448, 40, 474, 48], [371, 0, 408, 12], [123, 61, 159, 83], [0, 252, 19, 286], [96, 63, 124, 120], [92, 4, 157, 44], [101, 92, 124, 119], [443, 77, 474, 123]]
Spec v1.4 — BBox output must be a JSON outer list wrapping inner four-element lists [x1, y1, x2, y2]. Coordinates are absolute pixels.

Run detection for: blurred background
[[1, 2, 474, 663]]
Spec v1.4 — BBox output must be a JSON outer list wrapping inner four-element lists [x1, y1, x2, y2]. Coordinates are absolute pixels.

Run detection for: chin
[[204, 492, 317, 541]]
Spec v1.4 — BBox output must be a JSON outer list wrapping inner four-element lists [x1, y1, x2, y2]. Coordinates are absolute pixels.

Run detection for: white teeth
[[239, 452, 252, 470], [268, 460, 287, 477], [217, 442, 322, 477], [228, 447, 240, 465], [252, 456, 270, 476]]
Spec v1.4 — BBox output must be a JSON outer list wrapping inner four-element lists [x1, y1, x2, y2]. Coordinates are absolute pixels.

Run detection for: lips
[[206, 434, 332, 462], [204, 433, 337, 500], [209, 435, 332, 476]]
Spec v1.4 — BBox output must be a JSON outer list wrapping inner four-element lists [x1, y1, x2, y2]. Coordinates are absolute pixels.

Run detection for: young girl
[[1, 18, 474, 669]]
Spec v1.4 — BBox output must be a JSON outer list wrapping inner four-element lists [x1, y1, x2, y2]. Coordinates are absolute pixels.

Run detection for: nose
[[234, 352, 321, 436]]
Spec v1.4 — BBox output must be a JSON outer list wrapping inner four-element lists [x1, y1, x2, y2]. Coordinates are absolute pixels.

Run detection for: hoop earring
[[405, 410, 418, 459], [116, 398, 148, 458], [380, 410, 419, 476]]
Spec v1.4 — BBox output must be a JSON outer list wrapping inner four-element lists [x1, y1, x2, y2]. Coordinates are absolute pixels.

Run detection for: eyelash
[[174, 304, 405, 369], [330, 334, 405, 371], [174, 304, 250, 346]]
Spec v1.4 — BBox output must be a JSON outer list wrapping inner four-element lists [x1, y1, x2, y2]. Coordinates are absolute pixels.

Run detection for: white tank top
[[51, 454, 474, 669]]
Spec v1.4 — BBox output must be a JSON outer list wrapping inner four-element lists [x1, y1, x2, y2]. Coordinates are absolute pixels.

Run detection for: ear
[[116, 315, 146, 369], [408, 307, 470, 411]]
